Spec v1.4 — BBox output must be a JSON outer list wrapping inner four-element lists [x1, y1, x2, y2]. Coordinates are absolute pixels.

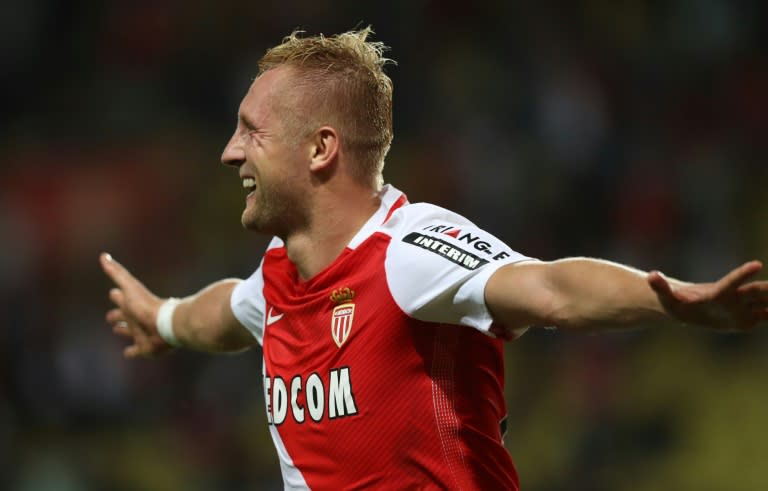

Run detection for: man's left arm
[[485, 258, 768, 333]]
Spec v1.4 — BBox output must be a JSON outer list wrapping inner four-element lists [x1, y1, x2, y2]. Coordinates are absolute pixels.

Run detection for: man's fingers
[[106, 308, 124, 324], [719, 261, 763, 292], [736, 281, 768, 296], [124, 345, 142, 358], [109, 288, 124, 307], [113, 321, 132, 338], [100, 252, 138, 290]]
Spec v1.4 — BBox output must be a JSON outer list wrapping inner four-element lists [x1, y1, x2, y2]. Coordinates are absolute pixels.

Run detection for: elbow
[[185, 313, 255, 353], [540, 296, 589, 331]]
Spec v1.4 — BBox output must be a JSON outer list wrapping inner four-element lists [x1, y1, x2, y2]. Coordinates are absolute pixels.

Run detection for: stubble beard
[[241, 178, 305, 237]]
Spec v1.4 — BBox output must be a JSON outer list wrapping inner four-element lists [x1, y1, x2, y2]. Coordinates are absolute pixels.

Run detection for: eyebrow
[[238, 114, 255, 128]]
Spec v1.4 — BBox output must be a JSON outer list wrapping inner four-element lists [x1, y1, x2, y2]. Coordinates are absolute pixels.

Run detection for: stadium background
[[2, 1, 767, 490]]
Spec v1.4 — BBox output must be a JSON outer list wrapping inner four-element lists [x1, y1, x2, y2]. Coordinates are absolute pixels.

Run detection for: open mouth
[[242, 177, 257, 195]]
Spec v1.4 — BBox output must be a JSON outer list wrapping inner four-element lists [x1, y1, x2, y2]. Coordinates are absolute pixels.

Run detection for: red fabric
[[261, 231, 519, 490], [382, 193, 408, 224]]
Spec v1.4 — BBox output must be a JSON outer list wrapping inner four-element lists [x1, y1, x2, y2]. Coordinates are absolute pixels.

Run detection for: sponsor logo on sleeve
[[402, 232, 490, 270], [421, 224, 512, 261]]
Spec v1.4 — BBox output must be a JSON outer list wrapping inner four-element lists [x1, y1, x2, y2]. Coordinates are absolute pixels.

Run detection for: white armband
[[156, 297, 182, 347]]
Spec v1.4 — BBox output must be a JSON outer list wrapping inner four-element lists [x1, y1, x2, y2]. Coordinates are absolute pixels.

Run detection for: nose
[[221, 131, 245, 168]]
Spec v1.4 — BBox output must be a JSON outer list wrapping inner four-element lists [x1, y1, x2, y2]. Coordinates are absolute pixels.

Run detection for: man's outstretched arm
[[100, 253, 257, 358], [485, 258, 768, 333]]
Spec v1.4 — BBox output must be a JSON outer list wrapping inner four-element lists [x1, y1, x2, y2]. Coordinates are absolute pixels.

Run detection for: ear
[[308, 126, 339, 172]]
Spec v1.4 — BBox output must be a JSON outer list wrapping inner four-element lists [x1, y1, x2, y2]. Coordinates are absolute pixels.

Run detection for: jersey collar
[[346, 184, 408, 250]]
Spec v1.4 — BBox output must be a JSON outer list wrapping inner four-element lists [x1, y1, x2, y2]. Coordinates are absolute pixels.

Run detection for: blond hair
[[259, 27, 395, 188]]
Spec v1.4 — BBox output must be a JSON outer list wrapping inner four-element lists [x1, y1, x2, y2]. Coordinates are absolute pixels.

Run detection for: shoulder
[[381, 202, 479, 235], [230, 236, 285, 345], [380, 201, 532, 330], [381, 202, 522, 266]]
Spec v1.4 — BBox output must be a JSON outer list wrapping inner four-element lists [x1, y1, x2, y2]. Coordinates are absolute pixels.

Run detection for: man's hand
[[648, 260, 768, 331], [100, 252, 173, 358]]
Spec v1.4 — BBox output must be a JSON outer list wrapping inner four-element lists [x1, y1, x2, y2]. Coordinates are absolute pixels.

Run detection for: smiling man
[[101, 28, 768, 490]]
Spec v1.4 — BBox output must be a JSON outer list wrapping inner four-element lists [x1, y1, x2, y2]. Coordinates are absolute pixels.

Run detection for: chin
[[241, 208, 259, 230], [241, 214, 261, 231], [242, 210, 277, 235]]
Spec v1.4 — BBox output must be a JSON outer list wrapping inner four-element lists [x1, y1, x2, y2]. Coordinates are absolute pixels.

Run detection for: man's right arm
[[168, 279, 257, 352], [100, 253, 257, 358]]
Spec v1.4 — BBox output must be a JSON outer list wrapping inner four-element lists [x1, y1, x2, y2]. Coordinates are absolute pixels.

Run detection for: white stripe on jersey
[[230, 257, 267, 344], [263, 359, 311, 490]]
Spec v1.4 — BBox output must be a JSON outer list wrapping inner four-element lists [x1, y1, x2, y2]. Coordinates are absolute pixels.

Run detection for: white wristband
[[156, 298, 182, 347]]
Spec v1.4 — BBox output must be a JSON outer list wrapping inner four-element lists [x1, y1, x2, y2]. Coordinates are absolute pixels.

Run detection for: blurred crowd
[[1, 1, 767, 490]]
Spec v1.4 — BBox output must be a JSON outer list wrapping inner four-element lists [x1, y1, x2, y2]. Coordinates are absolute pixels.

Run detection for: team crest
[[330, 287, 355, 348]]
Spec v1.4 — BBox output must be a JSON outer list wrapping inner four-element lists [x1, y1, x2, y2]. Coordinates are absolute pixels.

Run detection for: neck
[[283, 184, 382, 280]]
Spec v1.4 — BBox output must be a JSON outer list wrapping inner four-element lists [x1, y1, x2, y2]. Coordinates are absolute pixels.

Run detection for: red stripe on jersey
[[382, 193, 408, 224]]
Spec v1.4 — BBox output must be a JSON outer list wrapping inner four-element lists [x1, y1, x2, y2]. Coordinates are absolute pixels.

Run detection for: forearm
[[169, 279, 256, 352], [487, 258, 686, 331], [542, 258, 684, 330]]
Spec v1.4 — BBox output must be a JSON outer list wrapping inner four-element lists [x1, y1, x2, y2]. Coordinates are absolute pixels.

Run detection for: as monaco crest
[[330, 287, 355, 348]]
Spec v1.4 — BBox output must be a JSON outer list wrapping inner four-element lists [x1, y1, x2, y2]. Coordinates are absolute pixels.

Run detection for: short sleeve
[[383, 203, 535, 337], [230, 258, 266, 345]]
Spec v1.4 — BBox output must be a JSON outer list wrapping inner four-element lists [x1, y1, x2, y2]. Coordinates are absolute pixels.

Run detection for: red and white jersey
[[231, 184, 533, 490]]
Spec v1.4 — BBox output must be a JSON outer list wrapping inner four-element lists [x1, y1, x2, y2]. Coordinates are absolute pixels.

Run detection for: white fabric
[[230, 256, 267, 345], [269, 425, 310, 490], [264, 358, 311, 490], [346, 184, 403, 249], [156, 297, 182, 347], [381, 202, 533, 336]]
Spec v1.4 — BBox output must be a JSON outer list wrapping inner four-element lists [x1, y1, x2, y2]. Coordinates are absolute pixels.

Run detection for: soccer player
[[100, 28, 768, 490]]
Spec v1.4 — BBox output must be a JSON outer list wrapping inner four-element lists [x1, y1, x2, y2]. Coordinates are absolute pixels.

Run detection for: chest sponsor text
[[264, 367, 358, 425]]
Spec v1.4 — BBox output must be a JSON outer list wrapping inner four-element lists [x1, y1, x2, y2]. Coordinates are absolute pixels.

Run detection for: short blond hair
[[259, 27, 395, 188]]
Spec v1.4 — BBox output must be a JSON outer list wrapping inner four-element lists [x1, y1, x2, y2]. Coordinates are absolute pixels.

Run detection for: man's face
[[221, 67, 311, 235]]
